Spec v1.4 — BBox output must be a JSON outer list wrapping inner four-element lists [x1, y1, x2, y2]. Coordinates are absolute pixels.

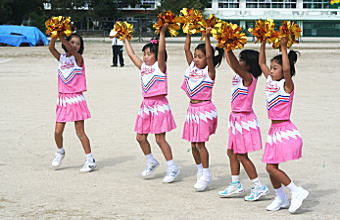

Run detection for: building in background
[[205, 0, 340, 37]]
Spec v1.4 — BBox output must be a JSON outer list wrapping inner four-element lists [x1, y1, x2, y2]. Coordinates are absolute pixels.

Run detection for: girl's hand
[[280, 37, 288, 48], [206, 27, 212, 36], [161, 23, 169, 33]]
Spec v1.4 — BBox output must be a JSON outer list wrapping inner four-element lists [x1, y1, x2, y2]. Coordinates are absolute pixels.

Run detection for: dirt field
[[0, 40, 339, 219]]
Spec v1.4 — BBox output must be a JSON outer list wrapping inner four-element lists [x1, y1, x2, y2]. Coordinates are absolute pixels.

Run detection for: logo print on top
[[266, 82, 280, 93], [58, 58, 82, 84], [189, 68, 205, 79]]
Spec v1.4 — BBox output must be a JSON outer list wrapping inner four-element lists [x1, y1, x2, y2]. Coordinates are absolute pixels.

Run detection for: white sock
[[203, 168, 211, 177], [274, 186, 288, 200], [251, 177, 262, 188], [231, 175, 240, 184], [196, 163, 203, 172], [166, 160, 176, 169], [287, 181, 299, 193], [57, 147, 65, 154], [86, 153, 94, 162], [145, 153, 156, 163]]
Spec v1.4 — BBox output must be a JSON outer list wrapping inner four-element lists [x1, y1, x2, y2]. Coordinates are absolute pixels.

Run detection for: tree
[[0, 0, 44, 25]]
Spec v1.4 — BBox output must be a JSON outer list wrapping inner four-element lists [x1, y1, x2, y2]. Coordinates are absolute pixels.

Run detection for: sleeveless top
[[231, 74, 257, 112], [58, 54, 86, 93], [181, 61, 213, 100], [140, 61, 167, 97], [265, 75, 294, 120]]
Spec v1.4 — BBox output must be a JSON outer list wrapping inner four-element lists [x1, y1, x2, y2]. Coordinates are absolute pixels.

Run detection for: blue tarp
[[0, 25, 48, 47]]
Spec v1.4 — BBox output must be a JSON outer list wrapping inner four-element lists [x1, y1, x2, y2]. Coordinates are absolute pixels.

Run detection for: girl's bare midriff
[[190, 99, 210, 104]]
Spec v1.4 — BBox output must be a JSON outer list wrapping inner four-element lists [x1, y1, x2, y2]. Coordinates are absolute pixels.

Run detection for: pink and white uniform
[[262, 75, 302, 164], [181, 62, 217, 142], [228, 74, 262, 154], [56, 54, 90, 122], [135, 61, 176, 134]]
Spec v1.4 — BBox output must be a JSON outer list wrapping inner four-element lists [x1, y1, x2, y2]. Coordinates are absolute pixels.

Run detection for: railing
[[204, 8, 340, 20]]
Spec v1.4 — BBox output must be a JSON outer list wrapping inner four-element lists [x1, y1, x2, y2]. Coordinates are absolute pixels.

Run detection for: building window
[[246, 0, 297, 8], [118, 0, 156, 8], [303, 0, 330, 9], [207, 0, 212, 8], [218, 0, 239, 8]]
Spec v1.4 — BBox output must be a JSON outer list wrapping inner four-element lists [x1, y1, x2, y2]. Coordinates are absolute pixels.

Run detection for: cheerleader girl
[[124, 24, 180, 183], [182, 29, 224, 191], [259, 38, 309, 213], [49, 33, 95, 172], [218, 47, 269, 201]]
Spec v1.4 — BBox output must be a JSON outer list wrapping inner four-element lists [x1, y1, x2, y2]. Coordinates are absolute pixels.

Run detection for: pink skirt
[[183, 101, 217, 143], [228, 111, 262, 154], [56, 92, 91, 122], [135, 96, 176, 134], [262, 121, 303, 164]]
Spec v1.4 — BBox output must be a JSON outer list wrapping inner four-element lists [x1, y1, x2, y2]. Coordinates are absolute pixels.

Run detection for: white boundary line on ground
[[0, 58, 13, 64]]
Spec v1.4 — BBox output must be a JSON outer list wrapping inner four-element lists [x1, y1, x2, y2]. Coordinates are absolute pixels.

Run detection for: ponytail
[[213, 47, 224, 67], [271, 50, 300, 77], [195, 43, 224, 68]]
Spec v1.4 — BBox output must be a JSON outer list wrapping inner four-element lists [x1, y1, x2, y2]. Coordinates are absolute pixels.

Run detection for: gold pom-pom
[[272, 21, 301, 49], [199, 14, 222, 40], [331, 0, 340, 4], [153, 10, 181, 37], [45, 16, 73, 38], [248, 19, 279, 43], [214, 22, 247, 50], [112, 21, 133, 40], [176, 8, 204, 35]]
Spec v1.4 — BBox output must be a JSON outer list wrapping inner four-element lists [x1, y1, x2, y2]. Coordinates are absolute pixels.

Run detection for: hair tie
[[150, 39, 158, 44]]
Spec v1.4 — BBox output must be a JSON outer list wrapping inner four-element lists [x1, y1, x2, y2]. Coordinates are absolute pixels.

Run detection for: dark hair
[[142, 37, 168, 62], [271, 50, 299, 76], [239, 50, 262, 78], [62, 33, 84, 55], [195, 43, 224, 67]]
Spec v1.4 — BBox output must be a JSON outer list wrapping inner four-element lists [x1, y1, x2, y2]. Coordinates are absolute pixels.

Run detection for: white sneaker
[[194, 171, 203, 188], [266, 196, 290, 211], [52, 151, 65, 168], [244, 185, 270, 201], [218, 182, 245, 198], [194, 175, 212, 192], [162, 166, 180, 183], [289, 187, 309, 214], [141, 160, 159, 178], [80, 159, 96, 172]]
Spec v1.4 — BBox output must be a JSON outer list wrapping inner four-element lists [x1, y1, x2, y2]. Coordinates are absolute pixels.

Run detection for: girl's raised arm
[[259, 40, 270, 78], [158, 24, 167, 73], [60, 36, 83, 66], [205, 30, 216, 80], [281, 38, 294, 93], [184, 34, 193, 65], [48, 37, 60, 61], [124, 38, 143, 69], [225, 49, 252, 86]]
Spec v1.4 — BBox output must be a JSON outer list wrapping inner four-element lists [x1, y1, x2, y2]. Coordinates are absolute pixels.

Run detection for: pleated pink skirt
[[56, 92, 91, 122], [262, 121, 303, 164], [228, 111, 262, 154], [183, 101, 217, 143], [135, 96, 176, 134]]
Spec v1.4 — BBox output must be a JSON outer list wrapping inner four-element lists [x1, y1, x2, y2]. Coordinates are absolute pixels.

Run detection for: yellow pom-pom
[[248, 19, 279, 43], [214, 22, 247, 50], [177, 8, 204, 35], [113, 21, 133, 40], [198, 14, 222, 40], [45, 16, 72, 38], [272, 21, 301, 49], [153, 10, 181, 37]]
